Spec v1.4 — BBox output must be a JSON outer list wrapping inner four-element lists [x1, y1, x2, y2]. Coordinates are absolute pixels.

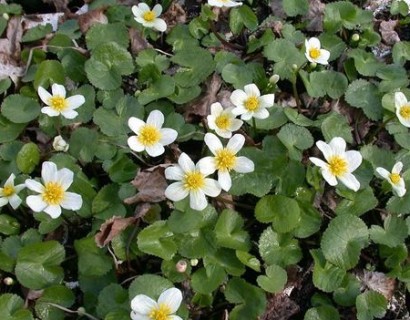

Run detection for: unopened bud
[[52, 135, 69, 152], [351, 33, 360, 42], [176, 260, 187, 273], [3, 277, 14, 286], [292, 64, 298, 71], [77, 307, 86, 316], [2, 13, 9, 20], [269, 74, 280, 84], [190, 259, 199, 267], [310, 62, 317, 69]]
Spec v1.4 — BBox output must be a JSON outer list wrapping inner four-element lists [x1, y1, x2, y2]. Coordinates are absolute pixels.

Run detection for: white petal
[[165, 166, 184, 181], [9, 195, 22, 209], [131, 294, 157, 315], [208, 0, 225, 7], [51, 84, 66, 97], [159, 128, 177, 146], [42, 161, 58, 183], [165, 182, 189, 202], [61, 110, 78, 119], [226, 134, 245, 154], [234, 156, 254, 173], [4, 173, 15, 186], [14, 184, 26, 193], [66, 95, 85, 109], [307, 37, 321, 49], [57, 168, 74, 190], [395, 92, 408, 108], [152, 4, 163, 16], [61, 192, 82, 210], [230, 118, 243, 131], [202, 178, 221, 197], [146, 144, 165, 157], [204, 133, 223, 155], [137, 2, 150, 12], [153, 18, 167, 32], [44, 205, 62, 218], [131, 5, 143, 17], [128, 137, 145, 152], [197, 157, 217, 175], [41, 106, 60, 117], [321, 169, 338, 186], [243, 84, 260, 97], [128, 117, 146, 134], [131, 311, 150, 320], [392, 161, 403, 174], [253, 108, 269, 119], [231, 105, 247, 116], [259, 94, 275, 108], [168, 316, 183, 320], [230, 90, 247, 108], [345, 150, 362, 172], [305, 52, 314, 63], [178, 153, 195, 173], [26, 195, 48, 212], [316, 50, 330, 65], [218, 170, 232, 191], [146, 110, 164, 129], [309, 157, 328, 169], [214, 128, 232, 139], [396, 112, 410, 128], [189, 190, 208, 211], [393, 184, 406, 197], [158, 288, 182, 314], [25, 179, 44, 193], [210, 102, 223, 115], [240, 112, 253, 121], [339, 173, 360, 191], [376, 167, 390, 179], [329, 137, 346, 155], [38, 86, 52, 105], [0, 198, 8, 207]]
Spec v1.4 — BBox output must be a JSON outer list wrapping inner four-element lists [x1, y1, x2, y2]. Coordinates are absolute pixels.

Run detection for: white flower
[[207, 102, 243, 138], [128, 110, 178, 157], [130, 288, 183, 320], [25, 161, 82, 219], [305, 37, 330, 65], [309, 137, 362, 191], [198, 133, 254, 191], [230, 83, 275, 120], [376, 162, 406, 197], [165, 153, 221, 211], [395, 92, 410, 128], [53, 135, 69, 152], [38, 84, 85, 119], [208, 0, 242, 7], [132, 3, 167, 32], [0, 174, 25, 209]]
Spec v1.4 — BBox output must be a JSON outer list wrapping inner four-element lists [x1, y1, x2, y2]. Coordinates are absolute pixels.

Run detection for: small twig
[[208, 20, 244, 51]]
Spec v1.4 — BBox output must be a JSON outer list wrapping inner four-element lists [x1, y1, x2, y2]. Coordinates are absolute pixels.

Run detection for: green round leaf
[[356, 291, 387, 320], [257, 264, 287, 293], [0, 214, 20, 235], [1, 94, 41, 124], [34, 285, 75, 320], [0, 293, 33, 320], [304, 306, 340, 320], [128, 274, 173, 301], [191, 266, 226, 294], [16, 142, 40, 174], [33, 60, 66, 89]]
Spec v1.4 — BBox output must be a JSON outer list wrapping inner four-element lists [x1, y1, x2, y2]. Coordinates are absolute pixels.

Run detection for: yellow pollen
[[244, 96, 259, 111], [42, 182, 64, 205], [149, 304, 171, 320], [48, 96, 68, 112], [138, 125, 161, 147], [215, 114, 231, 130], [309, 47, 321, 59], [183, 171, 205, 191], [328, 156, 348, 177], [143, 10, 156, 21], [399, 105, 410, 120], [215, 149, 236, 171], [389, 173, 401, 185], [2, 185, 15, 197]]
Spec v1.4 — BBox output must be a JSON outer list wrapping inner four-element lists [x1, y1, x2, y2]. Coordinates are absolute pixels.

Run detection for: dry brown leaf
[[22, 13, 64, 32], [358, 270, 396, 300], [184, 73, 222, 120], [77, 8, 108, 33], [95, 216, 137, 248], [6, 16, 23, 60], [269, 0, 286, 20], [129, 28, 152, 55], [380, 20, 400, 45], [261, 293, 300, 320], [124, 165, 169, 205], [162, 2, 186, 30], [303, 0, 325, 32]]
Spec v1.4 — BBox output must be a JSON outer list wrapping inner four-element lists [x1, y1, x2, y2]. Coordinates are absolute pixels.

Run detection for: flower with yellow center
[[25, 161, 82, 219], [230, 83, 275, 120], [305, 37, 330, 65], [0, 174, 25, 210], [207, 0, 243, 7], [131, 3, 167, 32], [165, 153, 221, 210], [38, 84, 85, 119], [207, 102, 243, 138], [198, 133, 254, 191], [395, 92, 410, 128], [130, 288, 183, 320], [309, 137, 362, 191], [128, 110, 178, 157], [376, 162, 406, 197]]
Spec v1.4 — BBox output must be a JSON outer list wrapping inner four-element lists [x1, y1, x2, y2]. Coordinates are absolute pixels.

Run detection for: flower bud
[[77, 307, 86, 316], [269, 74, 280, 84], [2, 13, 9, 20], [292, 64, 298, 71], [351, 33, 360, 42], [3, 277, 14, 286], [190, 259, 199, 267], [310, 62, 317, 69], [52, 135, 69, 152], [176, 260, 187, 273]]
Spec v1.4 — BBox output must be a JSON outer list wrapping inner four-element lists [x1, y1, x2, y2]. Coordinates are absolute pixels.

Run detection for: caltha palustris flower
[[395, 91, 410, 128], [376, 162, 407, 197], [305, 37, 330, 66], [207, 102, 243, 139], [131, 3, 167, 32], [0, 174, 25, 210]]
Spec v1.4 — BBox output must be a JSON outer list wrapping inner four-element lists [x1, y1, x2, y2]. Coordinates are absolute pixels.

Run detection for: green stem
[[252, 117, 257, 138], [367, 115, 395, 144], [292, 79, 301, 112], [47, 303, 100, 320]]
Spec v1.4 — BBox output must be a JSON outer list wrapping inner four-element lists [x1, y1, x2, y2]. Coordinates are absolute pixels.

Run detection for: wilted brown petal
[[95, 216, 137, 248]]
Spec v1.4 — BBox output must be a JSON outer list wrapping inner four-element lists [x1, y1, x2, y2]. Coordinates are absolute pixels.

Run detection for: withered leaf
[[304, 0, 325, 32], [77, 8, 108, 33], [129, 28, 152, 55], [380, 20, 400, 45], [95, 216, 137, 248], [162, 2, 186, 30]]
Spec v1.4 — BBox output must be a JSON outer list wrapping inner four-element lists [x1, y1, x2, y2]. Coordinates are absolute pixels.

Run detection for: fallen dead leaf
[[304, 0, 325, 32], [22, 13, 65, 32], [358, 270, 396, 301], [77, 8, 108, 33], [129, 28, 152, 55], [380, 20, 400, 45], [261, 293, 300, 320], [162, 2, 186, 30], [95, 216, 137, 248]]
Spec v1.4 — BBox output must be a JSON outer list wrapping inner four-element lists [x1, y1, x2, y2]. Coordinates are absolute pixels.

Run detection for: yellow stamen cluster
[[42, 182, 64, 205], [215, 149, 236, 171], [48, 96, 68, 112], [2, 185, 15, 197], [309, 48, 321, 59], [389, 173, 401, 185], [328, 156, 348, 177], [143, 10, 156, 21], [215, 114, 231, 130], [399, 105, 410, 120], [149, 304, 171, 320], [138, 125, 161, 147], [244, 96, 259, 111], [183, 171, 205, 191]]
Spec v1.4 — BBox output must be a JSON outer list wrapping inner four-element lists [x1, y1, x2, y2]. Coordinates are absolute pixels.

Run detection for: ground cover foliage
[[0, 0, 409, 319]]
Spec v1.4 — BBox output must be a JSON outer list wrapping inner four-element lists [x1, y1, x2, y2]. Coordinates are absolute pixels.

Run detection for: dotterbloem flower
[[207, 102, 243, 138], [130, 288, 183, 320], [165, 153, 221, 211], [0, 174, 25, 209], [305, 37, 330, 65], [128, 110, 178, 157], [25, 161, 82, 219], [230, 83, 275, 120], [208, 0, 242, 7], [395, 92, 410, 128], [132, 3, 167, 32], [198, 133, 254, 191], [309, 137, 362, 191], [376, 162, 406, 197], [38, 84, 85, 119]]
